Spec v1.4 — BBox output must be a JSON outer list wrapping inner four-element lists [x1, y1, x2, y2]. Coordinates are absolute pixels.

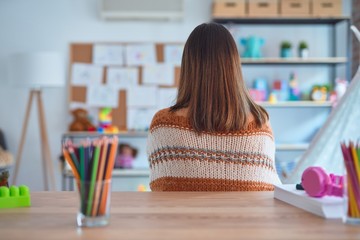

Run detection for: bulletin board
[[68, 42, 183, 131]]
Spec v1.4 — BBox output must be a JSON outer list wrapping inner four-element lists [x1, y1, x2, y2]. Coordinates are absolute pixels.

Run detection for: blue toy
[[240, 36, 265, 59]]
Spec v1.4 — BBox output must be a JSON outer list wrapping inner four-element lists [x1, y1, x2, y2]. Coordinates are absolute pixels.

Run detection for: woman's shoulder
[[149, 108, 190, 131]]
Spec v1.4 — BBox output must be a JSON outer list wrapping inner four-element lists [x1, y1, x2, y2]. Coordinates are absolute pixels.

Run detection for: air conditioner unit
[[99, 0, 184, 21]]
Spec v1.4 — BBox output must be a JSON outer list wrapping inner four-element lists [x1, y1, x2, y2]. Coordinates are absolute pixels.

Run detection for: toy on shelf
[[0, 185, 31, 209], [272, 79, 289, 101], [114, 144, 138, 169], [240, 36, 265, 59], [98, 107, 119, 133], [69, 108, 96, 132], [137, 184, 147, 192], [268, 92, 278, 103], [288, 73, 301, 101], [249, 78, 268, 102], [332, 78, 348, 101], [280, 41, 292, 58], [0, 171, 9, 187], [311, 85, 329, 102]]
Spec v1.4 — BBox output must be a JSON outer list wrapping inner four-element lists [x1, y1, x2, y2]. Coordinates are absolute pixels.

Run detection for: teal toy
[[0, 185, 31, 209], [240, 36, 265, 59]]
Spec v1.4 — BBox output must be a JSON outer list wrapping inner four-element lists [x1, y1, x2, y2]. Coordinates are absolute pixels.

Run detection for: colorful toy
[[69, 108, 96, 132], [137, 184, 147, 192], [114, 144, 138, 169], [288, 73, 301, 101], [334, 78, 348, 100], [301, 167, 343, 198], [0, 185, 31, 208], [0, 171, 9, 187], [240, 36, 265, 59], [272, 79, 289, 101], [268, 92, 278, 103], [310, 85, 328, 102], [251, 78, 268, 101], [98, 108, 119, 133]]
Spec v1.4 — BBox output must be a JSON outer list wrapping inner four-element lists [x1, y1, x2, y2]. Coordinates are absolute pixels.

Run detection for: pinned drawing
[[125, 44, 156, 66], [93, 44, 124, 66], [86, 85, 119, 108], [142, 64, 175, 86], [164, 44, 184, 66], [71, 63, 103, 86], [107, 67, 139, 89]]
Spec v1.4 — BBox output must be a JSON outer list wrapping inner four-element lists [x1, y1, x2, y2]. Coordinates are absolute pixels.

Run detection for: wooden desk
[[0, 192, 359, 240]]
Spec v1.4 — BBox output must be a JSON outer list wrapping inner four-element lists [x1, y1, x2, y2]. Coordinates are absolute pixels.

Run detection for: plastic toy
[[310, 85, 328, 102], [268, 92, 278, 103], [114, 144, 138, 169], [240, 36, 264, 59], [288, 73, 301, 101], [334, 78, 348, 100], [0, 171, 9, 187], [69, 108, 96, 132], [137, 184, 147, 192], [252, 78, 268, 101], [272, 79, 289, 101], [98, 108, 119, 133], [0, 185, 31, 208], [301, 167, 343, 198]]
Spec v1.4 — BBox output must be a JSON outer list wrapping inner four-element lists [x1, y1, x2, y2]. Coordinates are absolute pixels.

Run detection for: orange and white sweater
[[147, 108, 281, 191]]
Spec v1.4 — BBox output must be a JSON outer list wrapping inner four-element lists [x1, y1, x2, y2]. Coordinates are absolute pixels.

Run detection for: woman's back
[[147, 108, 280, 191]]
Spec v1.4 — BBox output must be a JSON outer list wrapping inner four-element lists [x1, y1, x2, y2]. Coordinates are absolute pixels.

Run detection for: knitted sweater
[[147, 108, 281, 191]]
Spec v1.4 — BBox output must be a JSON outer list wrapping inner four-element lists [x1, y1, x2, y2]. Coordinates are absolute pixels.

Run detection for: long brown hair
[[170, 22, 268, 133]]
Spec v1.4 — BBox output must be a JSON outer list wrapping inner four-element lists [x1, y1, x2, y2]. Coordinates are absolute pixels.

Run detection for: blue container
[[281, 49, 292, 58]]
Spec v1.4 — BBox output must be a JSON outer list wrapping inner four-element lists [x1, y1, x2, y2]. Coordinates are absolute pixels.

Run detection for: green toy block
[[0, 185, 31, 209]]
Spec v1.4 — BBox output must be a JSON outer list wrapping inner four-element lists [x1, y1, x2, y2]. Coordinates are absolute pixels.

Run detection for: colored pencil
[[98, 137, 118, 215], [92, 138, 108, 216], [86, 141, 101, 216]]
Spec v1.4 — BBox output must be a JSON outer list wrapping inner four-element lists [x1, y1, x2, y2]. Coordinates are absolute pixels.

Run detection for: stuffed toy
[[240, 36, 265, 59], [115, 144, 138, 169], [69, 108, 96, 132], [0, 146, 13, 169]]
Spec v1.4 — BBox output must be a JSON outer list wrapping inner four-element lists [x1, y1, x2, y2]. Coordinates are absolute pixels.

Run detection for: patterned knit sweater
[[147, 108, 281, 191]]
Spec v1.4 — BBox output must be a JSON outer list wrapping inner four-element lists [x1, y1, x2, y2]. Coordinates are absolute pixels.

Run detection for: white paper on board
[[125, 44, 156, 66], [164, 44, 184, 66], [127, 86, 157, 108], [127, 108, 158, 131], [142, 64, 175, 86], [86, 84, 119, 108], [158, 88, 178, 109], [93, 44, 124, 66], [107, 67, 139, 89], [71, 63, 103, 86]]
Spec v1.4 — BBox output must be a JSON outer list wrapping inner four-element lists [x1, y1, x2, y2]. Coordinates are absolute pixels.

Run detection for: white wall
[[0, 0, 212, 190], [0, 0, 351, 190]]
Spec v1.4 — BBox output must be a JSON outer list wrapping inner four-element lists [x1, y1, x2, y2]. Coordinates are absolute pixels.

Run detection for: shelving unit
[[241, 57, 347, 65], [258, 101, 332, 108], [213, 16, 351, 177]]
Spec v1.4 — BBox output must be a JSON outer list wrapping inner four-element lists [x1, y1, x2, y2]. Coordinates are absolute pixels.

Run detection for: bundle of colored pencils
[[340, 141, 360, 219], [62, 136, 118, 217]]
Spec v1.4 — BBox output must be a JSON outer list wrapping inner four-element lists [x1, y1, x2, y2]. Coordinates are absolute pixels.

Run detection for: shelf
[[63, 131, 149, 139], [64, 168, 150, 177], [241, 57, 347, 65], [276, 143, 309, 151], [258, 101, 332, 108], [213, 17, 351, 25]]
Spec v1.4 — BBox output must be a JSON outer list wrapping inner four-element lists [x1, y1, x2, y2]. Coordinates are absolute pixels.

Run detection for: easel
[[12, 89, 56, 191]]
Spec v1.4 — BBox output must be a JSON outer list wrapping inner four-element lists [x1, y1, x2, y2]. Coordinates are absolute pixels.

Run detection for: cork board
[[68, 42, 181, 131]]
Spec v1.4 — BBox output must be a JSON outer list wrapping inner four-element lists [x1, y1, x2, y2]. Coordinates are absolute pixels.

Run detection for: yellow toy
[[98, 108, 119, 133]]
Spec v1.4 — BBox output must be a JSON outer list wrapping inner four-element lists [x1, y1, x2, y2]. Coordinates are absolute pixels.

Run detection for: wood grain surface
[[0, 192, 359, 240]]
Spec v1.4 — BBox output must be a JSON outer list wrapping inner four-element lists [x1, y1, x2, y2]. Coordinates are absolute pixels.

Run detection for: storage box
[[248, 0, 279, 17], [312, 0, 342, 17], [212, 0, 246, 18], [280, 0, 310, 17]]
